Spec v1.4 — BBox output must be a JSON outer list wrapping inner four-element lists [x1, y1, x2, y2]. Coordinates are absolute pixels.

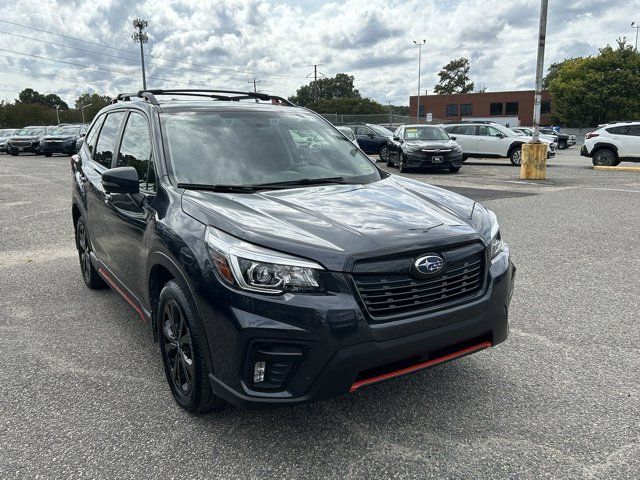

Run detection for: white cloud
[[0, 0, 637, 105]]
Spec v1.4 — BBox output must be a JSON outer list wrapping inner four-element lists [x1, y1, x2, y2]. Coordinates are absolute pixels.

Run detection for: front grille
[[353, 249, 485, 319], [10, 141, 32, 147]]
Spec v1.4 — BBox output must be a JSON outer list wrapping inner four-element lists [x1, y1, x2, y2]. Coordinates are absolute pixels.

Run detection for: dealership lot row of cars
[[0, 123, 87, 156], [342, 120, 640, 172]]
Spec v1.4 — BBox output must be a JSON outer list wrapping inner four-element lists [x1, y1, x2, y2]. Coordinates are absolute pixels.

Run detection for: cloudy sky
[[0, 0, 637, 106]]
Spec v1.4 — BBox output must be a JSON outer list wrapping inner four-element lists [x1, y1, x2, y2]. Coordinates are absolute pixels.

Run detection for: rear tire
[[558, 140, 567, 150], [509, 147, 523, 166], [592, 148, 617, 167], [449, 167, 461, 173], [10, 150, 18, 156], [75, 216, 106, 289], [44, 153, 52, 157], [158, 280, 226, 413]]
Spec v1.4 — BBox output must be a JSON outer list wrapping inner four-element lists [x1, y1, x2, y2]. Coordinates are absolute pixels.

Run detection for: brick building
[[409, 90, 554, 126]]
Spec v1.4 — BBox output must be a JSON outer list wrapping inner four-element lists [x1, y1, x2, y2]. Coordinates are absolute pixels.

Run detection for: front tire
[[592, 148, 617, 167], [378, 145, 389, 163], [509, 147, 523, 166], [398, 154, 409, 173], [158, 280, 225, 413], [75, 216, 106, 289], [449, 166, 461, 173], [44, 153, 52, 157], [557, 140, 567, 150]]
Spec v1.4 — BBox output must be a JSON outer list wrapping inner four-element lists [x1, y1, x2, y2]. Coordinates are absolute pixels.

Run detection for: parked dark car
[[71, 89, 514, 413], [346, 123, 394, 161], [0, 128, 18, 152], [40, 124, 87, 157], [386, 125, 463, 173], [7, 126, 48, 155], [539, 127, 571, 149]]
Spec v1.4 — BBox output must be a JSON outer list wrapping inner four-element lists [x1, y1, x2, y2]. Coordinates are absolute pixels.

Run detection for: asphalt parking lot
[[1, 149, 639, 479]]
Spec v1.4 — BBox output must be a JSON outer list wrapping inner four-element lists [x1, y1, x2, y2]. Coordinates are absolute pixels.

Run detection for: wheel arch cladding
[[593, 142, 618, 154]]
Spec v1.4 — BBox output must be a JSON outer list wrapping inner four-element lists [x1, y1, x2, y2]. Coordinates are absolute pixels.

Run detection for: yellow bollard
[[520, 143, 547, 180]]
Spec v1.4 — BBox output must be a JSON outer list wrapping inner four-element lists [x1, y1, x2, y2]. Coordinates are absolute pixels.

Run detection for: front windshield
[[512, 129, 526, 136], [50, 126, 80, 136], [0, 129, 15, 136], [368, 124, 393, 137], [163, 110, 382, 186], [404, 126, 450, 141], [17, 127, 45, 136], [494, 124, 519, 137]]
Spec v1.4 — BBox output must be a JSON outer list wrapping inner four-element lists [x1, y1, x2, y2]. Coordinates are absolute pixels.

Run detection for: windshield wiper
[[177, 182, 257, 193], [250, 177, 346, 189]]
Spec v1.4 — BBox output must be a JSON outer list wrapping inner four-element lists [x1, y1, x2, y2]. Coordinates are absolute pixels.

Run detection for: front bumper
[[405, 150, 463, 169], [547, 150, 555, 158], [8, 142, 39, 153], [39, 141, 76, 154], [198, 249, 515, 408]]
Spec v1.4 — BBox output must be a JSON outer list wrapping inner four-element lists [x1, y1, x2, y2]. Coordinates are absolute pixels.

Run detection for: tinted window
[[505, 102, 519, 115], [94, 112, 125, 168], [446, 104, 458, 117], [117, 112, 155, 191], [541, 101, 552, 114], [460, 104, 473, 116], [626, 125, 640, 136], [606, 126, 630, 135], [163, 111, 381, 186], [84, 115, 106, 157], [478, 126, 502, 136], [490, 103, 503, 115], [404, 126, 449, 141]]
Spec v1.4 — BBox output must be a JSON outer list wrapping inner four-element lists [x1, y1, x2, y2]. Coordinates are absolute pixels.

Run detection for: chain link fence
[[319, 113, 445, 129]]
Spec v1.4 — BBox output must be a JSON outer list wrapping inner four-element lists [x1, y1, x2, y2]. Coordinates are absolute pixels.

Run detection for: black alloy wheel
[[75, 217, 105, 289], [379, 145, 389, 163], [162, 299, 195, 399], [592, 148, 618, 167]]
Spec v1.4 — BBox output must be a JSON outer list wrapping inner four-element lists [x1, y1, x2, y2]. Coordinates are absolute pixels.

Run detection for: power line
[[0, 18, 308, 81]]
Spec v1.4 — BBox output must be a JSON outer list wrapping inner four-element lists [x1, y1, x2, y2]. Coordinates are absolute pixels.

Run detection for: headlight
[[453, 145, 462, 152], [405, 146, 422, 153], [490, 232, 505, 259], [205, 226, 324, 294]]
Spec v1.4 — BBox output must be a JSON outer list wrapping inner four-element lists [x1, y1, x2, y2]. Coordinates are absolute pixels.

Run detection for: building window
[[460, 104, 473, 116], [490, 103, 503, 115], [541, 101, 552, 114], [445, 104, 458, 117], [505, 102, 519, 115], [418, 105, 425, 117]]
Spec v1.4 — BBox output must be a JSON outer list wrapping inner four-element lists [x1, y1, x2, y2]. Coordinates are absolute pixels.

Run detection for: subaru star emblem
[[415, 255, 444, 275]]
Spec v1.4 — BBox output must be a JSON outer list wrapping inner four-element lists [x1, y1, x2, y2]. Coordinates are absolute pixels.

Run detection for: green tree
[[43, 93, 69, 110], [18, 88, 47, 105], [433, 58, 475, 94], [289, 73, 360, 106], [306, 97, 385, 115], [74, 92, 112, 122], [547, 38, 640, 126]]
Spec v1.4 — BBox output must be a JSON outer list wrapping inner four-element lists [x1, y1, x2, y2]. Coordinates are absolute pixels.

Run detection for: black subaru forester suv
[[71, 89, 515, 413]]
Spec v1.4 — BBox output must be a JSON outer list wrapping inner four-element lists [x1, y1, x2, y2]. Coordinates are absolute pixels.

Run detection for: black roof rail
[[112, 89, 296, 106]]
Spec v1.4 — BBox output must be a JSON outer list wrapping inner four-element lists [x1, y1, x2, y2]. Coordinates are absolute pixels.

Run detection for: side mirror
[[450, 136, 457, 141], [75, 138, 84, 152], [495, 133, 505, 138], [393, 136, 401, 141], [80, 133, 86, 138], [102, 167, 139, 195]]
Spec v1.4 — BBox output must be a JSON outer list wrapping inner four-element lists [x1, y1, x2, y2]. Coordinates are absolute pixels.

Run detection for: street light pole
[[55, 105, 60, 125], [413, 40, 426, 123], [632, 22, 640, 51], [132, 19, 149, 90], [80, 103, 93, 124], [532, 0, 548, 143]]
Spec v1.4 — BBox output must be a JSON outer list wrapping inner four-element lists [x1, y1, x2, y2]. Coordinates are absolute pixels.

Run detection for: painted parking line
[[593, 165, 640, 172]]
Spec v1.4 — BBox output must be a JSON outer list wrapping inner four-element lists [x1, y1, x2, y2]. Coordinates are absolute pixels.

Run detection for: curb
[[593, 166, 640, 172]]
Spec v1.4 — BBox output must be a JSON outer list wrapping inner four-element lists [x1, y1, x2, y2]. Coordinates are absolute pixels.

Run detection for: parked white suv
[[442, 122, 554, 166], [581, 122, 640, 166]]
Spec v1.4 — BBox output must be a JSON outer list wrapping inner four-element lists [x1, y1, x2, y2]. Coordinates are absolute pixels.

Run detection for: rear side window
[[84, 115, 106, 157], [117, 112, 155, 191], [626, 125, 640, 136], [93, 112, 126, 168], [606, 126, 630, 135]]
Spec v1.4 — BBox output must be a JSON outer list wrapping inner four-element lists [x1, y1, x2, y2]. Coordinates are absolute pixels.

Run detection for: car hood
[[404, 140, 457, 149], [519, 135, 552, 145], [181, 176, 490, 271], [42, 135, 76, 140], [11, 135, 42, 140]]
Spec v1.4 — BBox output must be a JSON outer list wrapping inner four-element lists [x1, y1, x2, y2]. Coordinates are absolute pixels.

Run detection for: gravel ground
[[1, 150, 639, 479]]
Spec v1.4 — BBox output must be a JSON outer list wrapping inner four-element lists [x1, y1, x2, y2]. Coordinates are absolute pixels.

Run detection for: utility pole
[[520, 0, 548, 180], [388, 100, 392, 129], [80, 103, 93, 124], [248, 77, 260, 102], [413, 40, 426, 123], [55, 105, 60, 125], [132, 18, 149, 90], [307, 64, 325, 101], [632, 22, 640, 51]]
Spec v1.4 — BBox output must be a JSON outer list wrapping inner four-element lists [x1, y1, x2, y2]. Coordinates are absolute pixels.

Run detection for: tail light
[[585, 132, 599, 139]]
